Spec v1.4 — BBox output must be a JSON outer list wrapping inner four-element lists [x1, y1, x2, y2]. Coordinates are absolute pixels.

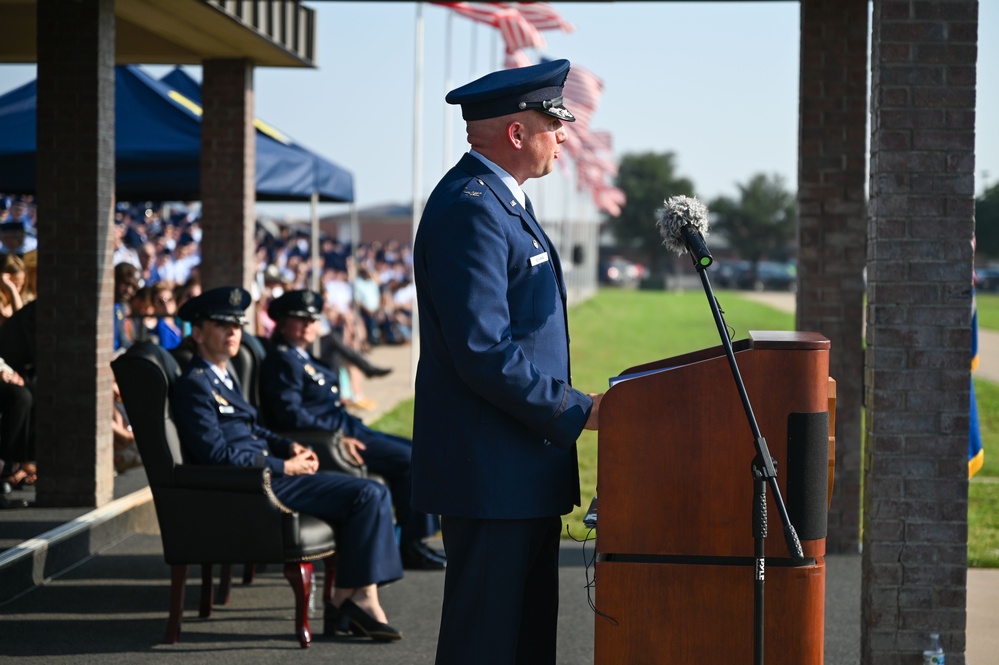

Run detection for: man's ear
[[507, 120, 525, 150]]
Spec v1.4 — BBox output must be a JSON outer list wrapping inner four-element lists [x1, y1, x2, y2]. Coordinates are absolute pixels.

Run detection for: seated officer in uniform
[[170, 286, 404, 641], [259, 289, 446, 571]]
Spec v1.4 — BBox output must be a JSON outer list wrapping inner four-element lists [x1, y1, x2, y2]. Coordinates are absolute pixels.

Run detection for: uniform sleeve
[[171, 372, 286, 475], [418, 196, 592, 448], [257, 425, 294, 460], [260, 351, 339, 431]]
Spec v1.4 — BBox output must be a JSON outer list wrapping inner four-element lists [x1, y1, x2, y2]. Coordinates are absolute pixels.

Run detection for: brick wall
[[33, 0, 116, 507], [863, 1, 977, 662], [797, 0, 869, 554], [199, 59, 256, 291]]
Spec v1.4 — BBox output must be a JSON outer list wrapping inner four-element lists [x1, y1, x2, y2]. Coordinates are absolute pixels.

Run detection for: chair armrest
[[277, 428, 368, 479], [173, 464, 270, 493]]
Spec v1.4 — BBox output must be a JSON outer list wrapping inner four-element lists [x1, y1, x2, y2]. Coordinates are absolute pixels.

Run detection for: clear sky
[[0, 1, 995, 225]]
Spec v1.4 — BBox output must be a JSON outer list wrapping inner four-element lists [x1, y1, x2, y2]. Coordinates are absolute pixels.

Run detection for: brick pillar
[[34, 0, 116, 507], [199, 59, 256, 291], [797, 0, 869, 554], [863, 1, 977, 663]]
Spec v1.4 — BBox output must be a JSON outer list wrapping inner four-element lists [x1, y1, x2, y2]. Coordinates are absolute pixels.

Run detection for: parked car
[[737, 261, 797, 292], [714, 260, 751, 289], [975, 266, 999, 292], [599, 257, 644, 287]]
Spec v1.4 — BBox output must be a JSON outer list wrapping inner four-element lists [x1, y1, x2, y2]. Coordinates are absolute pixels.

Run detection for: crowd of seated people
[[0, 194, 37, 505], [0, 194, 413, 507]]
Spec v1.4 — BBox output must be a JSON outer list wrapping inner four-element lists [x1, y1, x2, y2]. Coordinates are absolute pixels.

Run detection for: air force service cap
[[267, 289, 323, 322], [446, 59, 575, 123], [177, 286, 251, 326]]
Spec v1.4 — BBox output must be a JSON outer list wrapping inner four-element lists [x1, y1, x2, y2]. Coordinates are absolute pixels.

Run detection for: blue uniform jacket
[[259, 338, 348, 433], [171, 356, 293, 476], [412, 152, 591, 519]]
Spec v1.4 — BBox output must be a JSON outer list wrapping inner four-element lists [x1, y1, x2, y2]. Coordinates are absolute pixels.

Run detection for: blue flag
[[970, 289, 984, 477]]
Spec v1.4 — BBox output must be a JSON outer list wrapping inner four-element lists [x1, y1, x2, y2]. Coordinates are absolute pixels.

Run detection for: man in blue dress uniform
[[259, 289, 445, 570], [170, 286, 403, 641], [412, 59, 603, 664]]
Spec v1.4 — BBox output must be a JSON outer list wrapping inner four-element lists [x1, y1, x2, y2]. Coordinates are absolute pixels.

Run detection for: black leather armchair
[[111, 341, 336, 648], [234, 334, 370, 480]]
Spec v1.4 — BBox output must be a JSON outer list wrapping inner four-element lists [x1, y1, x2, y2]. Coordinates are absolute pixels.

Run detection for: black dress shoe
[[324, 602, 352, 636], [339, 599, 403, 642], [400, 542, 446, 570], [362, 364, 393, 378]]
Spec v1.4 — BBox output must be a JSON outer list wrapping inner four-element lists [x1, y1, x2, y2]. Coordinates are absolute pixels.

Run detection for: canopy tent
[[0, 65, 353, 203], [158, 67, 353, 204]]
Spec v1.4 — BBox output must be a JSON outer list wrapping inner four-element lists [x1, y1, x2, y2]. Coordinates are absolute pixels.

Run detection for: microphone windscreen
[[655, 195, 710, 256]]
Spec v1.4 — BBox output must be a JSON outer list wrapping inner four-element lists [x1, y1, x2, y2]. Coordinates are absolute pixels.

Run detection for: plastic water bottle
[[922, 633, 945, 665], [308, 581, 317, 617]]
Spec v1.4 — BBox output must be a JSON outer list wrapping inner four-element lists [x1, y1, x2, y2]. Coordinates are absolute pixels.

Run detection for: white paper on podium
[[608, 364, 678, 388]]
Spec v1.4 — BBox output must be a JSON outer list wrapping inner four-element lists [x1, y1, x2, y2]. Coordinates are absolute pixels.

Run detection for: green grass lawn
[[969, 378, 999, 566], [976, 291, 999, 331], [971, 291, 999, 566], [372, 287, 998, 566]]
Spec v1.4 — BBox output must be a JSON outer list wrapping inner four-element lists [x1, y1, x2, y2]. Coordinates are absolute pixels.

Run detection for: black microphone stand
[[682, 238, 804, 665]]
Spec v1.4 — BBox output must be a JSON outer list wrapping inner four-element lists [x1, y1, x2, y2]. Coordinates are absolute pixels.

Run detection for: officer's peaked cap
[[178, 286, 250, 326], [268, 289, 323, 322], [446, 59, 575, 123]]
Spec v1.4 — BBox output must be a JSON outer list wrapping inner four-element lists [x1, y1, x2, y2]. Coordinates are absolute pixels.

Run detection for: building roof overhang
[[0, 0, 317, 67]]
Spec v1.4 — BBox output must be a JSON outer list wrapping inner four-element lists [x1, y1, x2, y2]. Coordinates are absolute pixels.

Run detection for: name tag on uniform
[[530, 252, 549, 267], [219, 405, 235, 414]]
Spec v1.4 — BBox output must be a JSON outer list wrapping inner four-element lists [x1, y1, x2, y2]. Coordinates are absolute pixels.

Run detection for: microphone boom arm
[[695, 258, 802, 558], [686, 247, 803, 665]]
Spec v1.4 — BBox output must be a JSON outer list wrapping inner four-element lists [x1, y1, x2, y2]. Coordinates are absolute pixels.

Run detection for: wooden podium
[[594, 331, 832, 664]]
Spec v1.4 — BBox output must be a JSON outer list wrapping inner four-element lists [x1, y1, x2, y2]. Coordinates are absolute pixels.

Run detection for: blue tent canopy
[[159, 67, 353, 204], [0, 65, 353, 203]]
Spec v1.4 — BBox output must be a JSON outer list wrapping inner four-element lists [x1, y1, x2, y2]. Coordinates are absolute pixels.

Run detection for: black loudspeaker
[[785, 411, 829, 541], [572, 244, 584, 265]]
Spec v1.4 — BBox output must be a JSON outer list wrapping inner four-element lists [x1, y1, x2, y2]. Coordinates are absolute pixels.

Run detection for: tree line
[[607, 151, 999, 273]]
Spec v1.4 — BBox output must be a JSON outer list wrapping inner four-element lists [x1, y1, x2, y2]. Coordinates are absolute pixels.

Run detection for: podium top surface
[[615, 330, 830, 379], [748, 330, 829, 350]]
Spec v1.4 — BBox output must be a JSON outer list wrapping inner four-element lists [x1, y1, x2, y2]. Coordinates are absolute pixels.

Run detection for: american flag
[[595, 186, 626, 217], [435, 2, 545, 52], [563, 124, 626, 216], [504, 48, 534, 69], [581, 130, 613, 153], [561, 63, 603, 128], [513, 3, 574, 33], [561, 66, 621, 215]]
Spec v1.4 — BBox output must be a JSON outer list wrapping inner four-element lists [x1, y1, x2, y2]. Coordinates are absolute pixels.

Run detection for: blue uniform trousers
[[435, 515, 561, 665], [271, 471, 403, 589]]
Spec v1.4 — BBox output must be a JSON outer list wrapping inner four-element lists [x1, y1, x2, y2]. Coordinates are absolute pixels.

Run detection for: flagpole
[[412, 2, 424, 241], [443, 10, 453, 174], [309, 190, 320, 293], [470, 22, 477, 78], [411, 2, 425, 387]]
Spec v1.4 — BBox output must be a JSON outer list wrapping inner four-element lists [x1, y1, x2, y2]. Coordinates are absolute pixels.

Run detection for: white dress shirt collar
[[469, 150, 526, 209], [208, 363, 233, 391]]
